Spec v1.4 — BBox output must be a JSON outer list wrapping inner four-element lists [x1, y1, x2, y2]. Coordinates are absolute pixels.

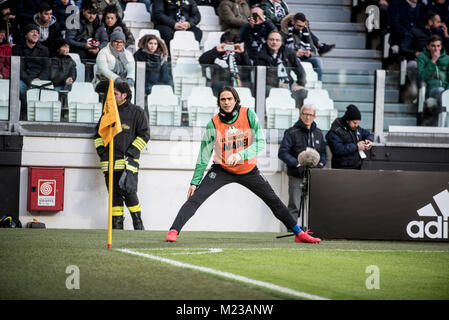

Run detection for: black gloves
[[119, 158, 139, 194]]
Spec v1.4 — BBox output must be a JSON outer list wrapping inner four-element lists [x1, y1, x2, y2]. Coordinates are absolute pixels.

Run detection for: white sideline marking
[[117, 248, 329, 300]]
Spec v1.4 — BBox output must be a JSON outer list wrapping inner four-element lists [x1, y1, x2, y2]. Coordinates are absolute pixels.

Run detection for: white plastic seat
[[26, 87, 61, 122], [123, 2, 153, 41], [234, 87, 255, 110], [197, 6, 221, 32], [147, 85, 181, 126], [265, 88, 298, 129], [0, 79, 9, 120], [68, 53, 85, 82], [67, 82, 102, 123], [172, 57, 206, 104], [170, 31, 201, 64], [187, 86, 217, 127], [303, 89, 337, 130], [300, 61, 321, 89]]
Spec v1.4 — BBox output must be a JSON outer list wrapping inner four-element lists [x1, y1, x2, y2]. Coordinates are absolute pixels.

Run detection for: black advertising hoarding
[[309, 169, 449, 242]]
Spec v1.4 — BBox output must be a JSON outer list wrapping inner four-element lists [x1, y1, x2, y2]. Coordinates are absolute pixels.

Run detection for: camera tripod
[[276, 168, 310, 239]]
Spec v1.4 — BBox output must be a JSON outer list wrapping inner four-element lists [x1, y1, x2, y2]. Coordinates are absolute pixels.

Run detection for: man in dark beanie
[[326, 104, 374, 169]]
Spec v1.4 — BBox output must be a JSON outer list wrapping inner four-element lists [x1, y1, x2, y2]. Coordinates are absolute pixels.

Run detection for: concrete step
[[323, 85, 399, 103], [321, 57, 382, 71], [313, 30, 366, 49], [287, 4, 352, 22], [308, 21, 365, 32], [288, 0, 352, 5], [336, 111, 417, 131], [322, 48, 381, 59], [323, 71, 399, 87]]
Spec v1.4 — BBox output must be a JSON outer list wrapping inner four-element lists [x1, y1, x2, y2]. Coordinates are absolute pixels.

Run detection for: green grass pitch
[[1, 229, 448, 300]]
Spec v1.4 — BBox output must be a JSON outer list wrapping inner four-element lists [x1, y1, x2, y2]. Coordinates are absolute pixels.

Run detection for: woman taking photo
[[133, 34, 173, 94]]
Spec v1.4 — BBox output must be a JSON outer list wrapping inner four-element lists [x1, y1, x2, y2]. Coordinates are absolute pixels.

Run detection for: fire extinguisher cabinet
[[28, 167, 65, 211]]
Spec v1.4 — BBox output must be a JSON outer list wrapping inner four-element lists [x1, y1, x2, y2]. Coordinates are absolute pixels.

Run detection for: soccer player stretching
[[166, 86, 320, 243]]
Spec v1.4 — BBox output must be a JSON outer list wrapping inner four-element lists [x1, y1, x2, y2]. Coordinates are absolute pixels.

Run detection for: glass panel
[[0, 55, 10, 121]]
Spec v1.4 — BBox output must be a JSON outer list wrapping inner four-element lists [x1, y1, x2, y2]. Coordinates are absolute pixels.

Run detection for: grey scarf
[[110, 44, 128, 78]]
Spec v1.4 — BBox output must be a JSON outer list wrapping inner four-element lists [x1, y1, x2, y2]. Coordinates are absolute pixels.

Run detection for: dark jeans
[[170, 164, 296, 233], [156, 25, 202, 50]]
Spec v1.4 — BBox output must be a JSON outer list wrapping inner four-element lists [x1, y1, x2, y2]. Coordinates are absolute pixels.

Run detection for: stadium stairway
[[287, 0, 415, 130]]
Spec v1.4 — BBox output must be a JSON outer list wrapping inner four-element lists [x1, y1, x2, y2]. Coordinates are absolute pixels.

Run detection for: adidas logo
[[225, 126, 241, 136], [406, 189, 449, 239]]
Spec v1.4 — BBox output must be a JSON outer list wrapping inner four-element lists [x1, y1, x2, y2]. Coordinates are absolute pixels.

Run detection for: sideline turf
[[1, 229, 448, 300]]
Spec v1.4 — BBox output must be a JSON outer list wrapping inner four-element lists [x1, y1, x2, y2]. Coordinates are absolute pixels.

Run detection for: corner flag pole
[[98, 78, 122, 250]]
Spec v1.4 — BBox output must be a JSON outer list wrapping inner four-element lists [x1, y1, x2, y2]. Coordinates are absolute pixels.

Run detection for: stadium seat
[[123, 2, 153, 41], [197, 6, 221, 31], [67, 82, 102, 123], [303, 89, 337, 130], [27, 86, 61, 122], [265, 88, 298, 129], [234, 87, 255, 110], [300, 61, 321, 89], [68, 53, 85, 82], [147, 85, 181, 126], [172, 57, 206, 105], [186, 86, 217, 127], [170, 31, 201, 64], [0, 79, 9, 120]]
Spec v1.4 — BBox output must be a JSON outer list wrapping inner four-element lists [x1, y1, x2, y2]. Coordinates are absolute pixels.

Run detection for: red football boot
[[166, 229, 178, 242], [294, 229, 321, 243]]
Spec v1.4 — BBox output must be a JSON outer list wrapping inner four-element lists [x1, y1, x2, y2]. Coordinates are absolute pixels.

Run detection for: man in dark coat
[[152, 0, 202, 48], [278, 103, 326, 223], [12, 24, 50, 119], [326, 104, 374, 170]]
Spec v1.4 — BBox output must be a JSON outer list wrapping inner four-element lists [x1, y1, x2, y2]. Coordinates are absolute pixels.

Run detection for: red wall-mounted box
[[28, 167, 65, 211]]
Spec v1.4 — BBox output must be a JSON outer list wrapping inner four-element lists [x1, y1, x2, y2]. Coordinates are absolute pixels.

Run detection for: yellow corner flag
[[98, 79, 122, 250]]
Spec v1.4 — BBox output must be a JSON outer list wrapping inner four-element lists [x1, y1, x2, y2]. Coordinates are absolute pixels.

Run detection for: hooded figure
[[326, 104, 374, 169], [33, 2, 62, 54]]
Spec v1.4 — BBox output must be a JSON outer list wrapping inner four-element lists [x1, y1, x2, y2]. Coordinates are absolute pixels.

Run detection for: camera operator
[[278, 103, 326, 223], [199, 31, 251, 95]]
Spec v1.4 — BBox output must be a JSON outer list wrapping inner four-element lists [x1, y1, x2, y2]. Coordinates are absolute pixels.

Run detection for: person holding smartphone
[[199, 31, 251, 95]]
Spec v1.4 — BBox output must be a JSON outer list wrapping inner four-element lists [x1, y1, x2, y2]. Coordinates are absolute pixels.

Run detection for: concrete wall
[[19, 136, 290, 232]]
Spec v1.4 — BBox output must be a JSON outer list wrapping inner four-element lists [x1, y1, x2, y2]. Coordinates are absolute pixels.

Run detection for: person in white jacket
[[94, 26, 135, 97]]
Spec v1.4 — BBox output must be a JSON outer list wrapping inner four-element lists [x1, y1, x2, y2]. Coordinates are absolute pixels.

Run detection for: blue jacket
[[278, 119, 326, 177], [326, 117, 374, 169]]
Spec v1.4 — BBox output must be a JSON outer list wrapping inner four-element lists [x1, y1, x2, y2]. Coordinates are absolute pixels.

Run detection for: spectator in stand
[[199, 31, 251, 95], [425, 0, 449, 26], [133, 33, 173, 94], [16, 0, 45, 29], [66, 0, 108, 60], [102, 5, 135, 48], [239, 6, 276, 62], [260, 0, 289, 29], [120, 0, 152, 14], [53, 0, 75, 32], [12, 24, 50, 119], [0, 0, 20, 44], [152, 0, 202, 48], [218, 0, 251, 39], [417, 34, 449, 125], [94, 26, 135, 96], [0, 22, 12, 79], [399, 12, 449, 101], [93, 0, 123, 20], [33, 2, 62, 54], [254, 30, 307, 106], [281, 13, 324, 81], [388, 0, 426, 48], [50, 38, 77, 91]]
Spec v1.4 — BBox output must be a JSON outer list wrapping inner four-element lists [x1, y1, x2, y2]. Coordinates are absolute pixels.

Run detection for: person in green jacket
[[165, 86, 321, 243], [417, 34, 449, 125]]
